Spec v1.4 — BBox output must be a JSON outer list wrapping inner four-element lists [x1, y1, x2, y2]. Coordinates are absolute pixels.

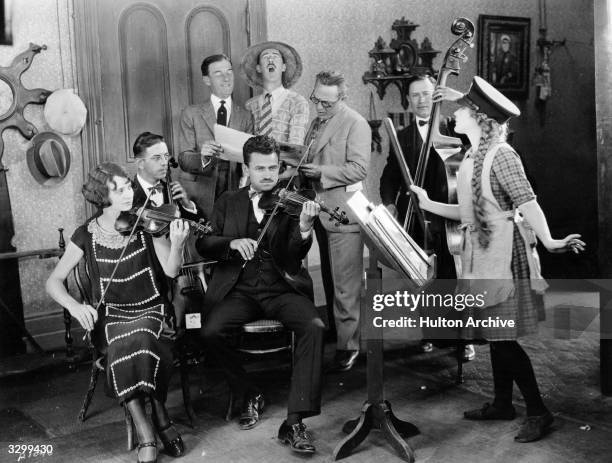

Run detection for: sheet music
[[346, 191, 435, 286], [214, 124, 250, 163], [213, 124, 306, 166]]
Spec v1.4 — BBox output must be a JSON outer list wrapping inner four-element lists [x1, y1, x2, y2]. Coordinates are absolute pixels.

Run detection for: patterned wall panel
[[185, 6, 231, 106], [119, 4, 173, 158]]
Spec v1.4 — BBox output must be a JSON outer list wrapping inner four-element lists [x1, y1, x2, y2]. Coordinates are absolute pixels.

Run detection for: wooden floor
[[1, 333, 612, 463]]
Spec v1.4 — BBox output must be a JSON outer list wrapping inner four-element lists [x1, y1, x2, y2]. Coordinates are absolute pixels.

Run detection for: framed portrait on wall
[[477, 15, 530, 99]]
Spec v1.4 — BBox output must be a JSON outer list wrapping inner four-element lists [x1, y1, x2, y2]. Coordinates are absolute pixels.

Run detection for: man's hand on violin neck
[[299, 201, 320, 233], [230, 238, 258, 261], [169, 181, 191, 208], [169, 220, 189, 247]]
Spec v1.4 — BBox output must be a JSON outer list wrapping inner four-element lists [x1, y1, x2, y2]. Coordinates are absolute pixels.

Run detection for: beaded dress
[[71, 219, 174, 403]]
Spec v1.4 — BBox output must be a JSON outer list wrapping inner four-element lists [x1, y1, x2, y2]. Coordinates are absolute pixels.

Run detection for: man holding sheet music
[[178, 53, 253, 218]]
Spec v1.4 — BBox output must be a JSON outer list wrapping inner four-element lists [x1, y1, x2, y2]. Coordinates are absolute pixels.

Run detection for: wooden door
[[75, 0, 266, 189]]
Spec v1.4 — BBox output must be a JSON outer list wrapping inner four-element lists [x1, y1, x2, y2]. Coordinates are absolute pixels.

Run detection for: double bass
[[401, 17, 475, 276]]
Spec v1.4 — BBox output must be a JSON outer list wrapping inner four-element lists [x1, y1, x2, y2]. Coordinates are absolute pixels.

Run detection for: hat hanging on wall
[[26, 132, 71, 186], [43, 88, 87, 136]]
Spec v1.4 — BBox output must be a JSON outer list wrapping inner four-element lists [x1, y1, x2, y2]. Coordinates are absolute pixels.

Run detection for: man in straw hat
[[178, 53, 253, 219], [241, 41, 309, 147], [241, 41, 309, 185]]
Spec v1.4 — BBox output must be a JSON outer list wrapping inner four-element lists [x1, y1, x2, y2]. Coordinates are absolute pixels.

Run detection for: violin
[[258, 187, 349, 225], [114, 205, 213, 237]]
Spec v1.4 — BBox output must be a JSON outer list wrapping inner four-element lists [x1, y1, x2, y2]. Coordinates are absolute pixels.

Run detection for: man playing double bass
[[379, 75, 475, 361]]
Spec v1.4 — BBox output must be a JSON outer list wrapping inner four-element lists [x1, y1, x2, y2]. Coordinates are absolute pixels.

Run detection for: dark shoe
[[514, 412, 554, 443], [327, 350, 359, 372], [278, 420, 316, 454], [464, 402, 516, 420], [156, 423, 184, 457], [137, 441, 157, 463], [462, 344, 476, 362], [239, 393, 265, 430], [419, 341, 434, 353]]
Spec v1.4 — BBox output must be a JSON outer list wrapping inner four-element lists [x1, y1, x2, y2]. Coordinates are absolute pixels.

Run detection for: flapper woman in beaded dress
[[46, 163, 189, 463]]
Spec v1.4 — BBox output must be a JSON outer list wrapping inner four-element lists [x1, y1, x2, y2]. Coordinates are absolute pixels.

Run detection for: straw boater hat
[[457, 76, 520, 124], [240, 41, 303, 89], [26, 132, 71, 186], [43, 89, 87, 136]]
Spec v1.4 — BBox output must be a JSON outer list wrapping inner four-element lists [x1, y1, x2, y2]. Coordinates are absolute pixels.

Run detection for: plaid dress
[[461, 145, 543, 340]]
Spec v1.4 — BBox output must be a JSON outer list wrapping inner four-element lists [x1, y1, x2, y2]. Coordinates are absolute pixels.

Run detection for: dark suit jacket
[[178, 100, 253, 218], [131, 176, 203, 223], [196, 187, 314, 309], [379, 119, 466, 278]]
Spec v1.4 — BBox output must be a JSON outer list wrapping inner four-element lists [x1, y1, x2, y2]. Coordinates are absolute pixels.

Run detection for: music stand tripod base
[[332, 252, 420, 462], [334, 399, 419, 462]]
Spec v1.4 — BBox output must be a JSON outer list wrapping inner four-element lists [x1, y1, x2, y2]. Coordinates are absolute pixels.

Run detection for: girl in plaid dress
[[47, 163, 189, 463], [412, 76, 585, 443]]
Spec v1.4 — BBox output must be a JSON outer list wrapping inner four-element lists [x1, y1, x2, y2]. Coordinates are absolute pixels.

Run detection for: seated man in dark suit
[[198, 135, 325, 455]]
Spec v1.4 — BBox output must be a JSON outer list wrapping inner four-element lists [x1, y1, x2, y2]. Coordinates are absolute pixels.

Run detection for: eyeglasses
[[145, 153, 171, 163], [310, 94, 340, 109]]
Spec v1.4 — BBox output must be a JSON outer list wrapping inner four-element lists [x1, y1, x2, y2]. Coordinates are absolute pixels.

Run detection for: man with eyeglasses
[[300, 71, 371, 372], [178, 54, 253, 219], [132, 131, 200, 220]]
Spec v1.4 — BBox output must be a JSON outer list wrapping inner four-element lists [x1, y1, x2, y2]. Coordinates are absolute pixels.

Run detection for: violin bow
[[241, 138, 315, 269], [93, 188, 156, 313]]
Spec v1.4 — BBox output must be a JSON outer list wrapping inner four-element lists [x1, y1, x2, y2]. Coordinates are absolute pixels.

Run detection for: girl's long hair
[[470, 112, 508, 249]]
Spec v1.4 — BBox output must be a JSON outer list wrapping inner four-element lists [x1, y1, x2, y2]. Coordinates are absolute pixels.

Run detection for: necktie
[[305, 118, 326, 162], [217, 100, 227, 126], [147, 184, 163, 207], [418, 119, 428, 127], [249, 190, 264, 223], [259, 93, 273, 136]]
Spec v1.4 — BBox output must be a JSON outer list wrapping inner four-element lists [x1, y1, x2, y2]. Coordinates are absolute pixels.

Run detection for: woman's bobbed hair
[[82, 162, 129, 209]]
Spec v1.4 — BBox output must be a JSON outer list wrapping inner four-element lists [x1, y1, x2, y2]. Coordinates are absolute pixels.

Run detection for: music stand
[[333, 192, 435, 462]]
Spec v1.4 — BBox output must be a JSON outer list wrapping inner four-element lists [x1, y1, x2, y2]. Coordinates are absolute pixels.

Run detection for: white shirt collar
[[264, 86, 287, 100], [136, 174, 159, 191], [415, 116, 429, 139], [262, 86, 288, 114]]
